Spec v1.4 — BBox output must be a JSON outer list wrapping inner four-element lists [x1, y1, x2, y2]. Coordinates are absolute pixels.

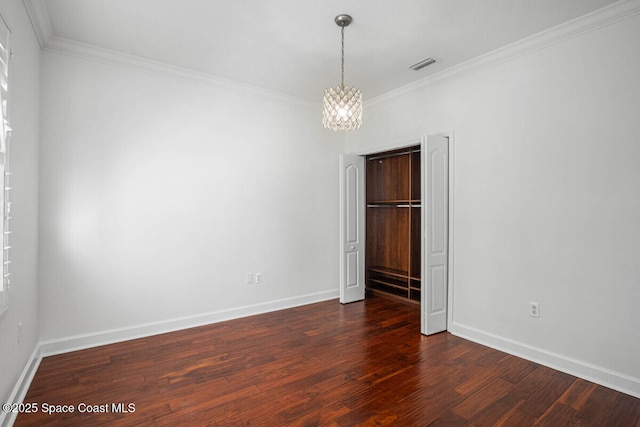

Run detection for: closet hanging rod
[[367, 149, 420, 161]]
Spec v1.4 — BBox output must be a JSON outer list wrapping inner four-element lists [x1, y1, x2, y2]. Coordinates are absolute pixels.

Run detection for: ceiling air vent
[[409, 57, 436, 71]]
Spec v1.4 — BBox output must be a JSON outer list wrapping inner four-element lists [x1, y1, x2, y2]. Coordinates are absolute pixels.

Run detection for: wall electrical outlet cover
[[529, 302, 540, 318], [255, 273, 263, 284], [245, 273, 253, 285]]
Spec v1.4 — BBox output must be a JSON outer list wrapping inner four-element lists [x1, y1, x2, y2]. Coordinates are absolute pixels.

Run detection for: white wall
[[38, 52, 344, 349], [347, 12, 640, 396], [0, 0, 40, 411]]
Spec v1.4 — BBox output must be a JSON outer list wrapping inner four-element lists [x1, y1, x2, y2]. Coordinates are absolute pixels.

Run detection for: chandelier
[[322, 14, 362, 131]]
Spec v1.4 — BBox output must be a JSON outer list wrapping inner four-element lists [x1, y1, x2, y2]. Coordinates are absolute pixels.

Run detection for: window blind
[[0, 13, 10, 317]]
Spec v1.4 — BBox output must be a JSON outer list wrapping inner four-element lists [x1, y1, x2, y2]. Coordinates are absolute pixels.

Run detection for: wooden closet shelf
[[369, 277, 408, 291], [367, 199, 421, 205], [368, 266, 409, 279]]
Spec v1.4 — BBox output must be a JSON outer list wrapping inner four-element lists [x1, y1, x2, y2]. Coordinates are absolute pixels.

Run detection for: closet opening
[[339, 135, 449, 335], [365, 145, 421, 305]]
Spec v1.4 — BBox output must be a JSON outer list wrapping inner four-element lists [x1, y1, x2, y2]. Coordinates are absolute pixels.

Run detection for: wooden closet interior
[[365, 145, 421, 303]]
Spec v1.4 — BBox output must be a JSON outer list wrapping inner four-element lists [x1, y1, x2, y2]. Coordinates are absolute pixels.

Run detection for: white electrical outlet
[[255, 273, 263, 284], [529, 302, 540, 318], [245, 273, 253, 285]]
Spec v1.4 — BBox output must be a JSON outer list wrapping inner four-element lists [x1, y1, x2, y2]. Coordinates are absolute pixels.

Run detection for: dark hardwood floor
[[15, 296, 640, 426]]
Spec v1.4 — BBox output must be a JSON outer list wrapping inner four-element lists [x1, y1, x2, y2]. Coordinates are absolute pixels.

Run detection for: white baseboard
[[0, 345, 42, 427], [449, 321, 640, 399], [40, 290, 339, 357]]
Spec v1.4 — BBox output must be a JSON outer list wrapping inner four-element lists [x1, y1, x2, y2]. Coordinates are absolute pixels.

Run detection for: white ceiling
[[29, 0, 619, 102]]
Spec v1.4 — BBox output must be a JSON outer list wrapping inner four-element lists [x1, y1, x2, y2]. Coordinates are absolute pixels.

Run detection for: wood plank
[[452, 377, 514, 419], [535, 402, 577, 426], [13, 296, 640, 426], [517, 368, 576, 418], [557, 378, 597, 410]]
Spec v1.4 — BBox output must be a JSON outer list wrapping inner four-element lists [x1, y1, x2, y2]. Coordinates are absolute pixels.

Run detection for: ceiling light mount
[[322, 13, 362, 131], [334, 14, 353, 27]]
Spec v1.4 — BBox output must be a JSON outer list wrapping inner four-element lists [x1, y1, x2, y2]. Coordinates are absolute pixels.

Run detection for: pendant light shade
[[323, 14, 362, 131], [322, 85, 362, 131]]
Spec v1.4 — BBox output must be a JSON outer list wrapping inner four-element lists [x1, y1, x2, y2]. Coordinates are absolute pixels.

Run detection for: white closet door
[[422, 136, 449, 335], [339, 154, 365, 304]]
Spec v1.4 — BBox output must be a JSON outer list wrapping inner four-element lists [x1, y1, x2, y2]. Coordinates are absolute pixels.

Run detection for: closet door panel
[[339, 154, 365, 304]]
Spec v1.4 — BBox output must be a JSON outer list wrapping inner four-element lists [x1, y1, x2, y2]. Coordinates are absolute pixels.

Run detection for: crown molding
[[22, 0, 51, 48], [21, 0, 317, 109], [23, 0, 640, 109], [47, 35, 317, 108], [366, 0, 640, 107]]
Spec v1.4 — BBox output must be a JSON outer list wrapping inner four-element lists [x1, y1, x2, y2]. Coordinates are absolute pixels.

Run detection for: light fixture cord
[[340, 25, 345, 89]]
